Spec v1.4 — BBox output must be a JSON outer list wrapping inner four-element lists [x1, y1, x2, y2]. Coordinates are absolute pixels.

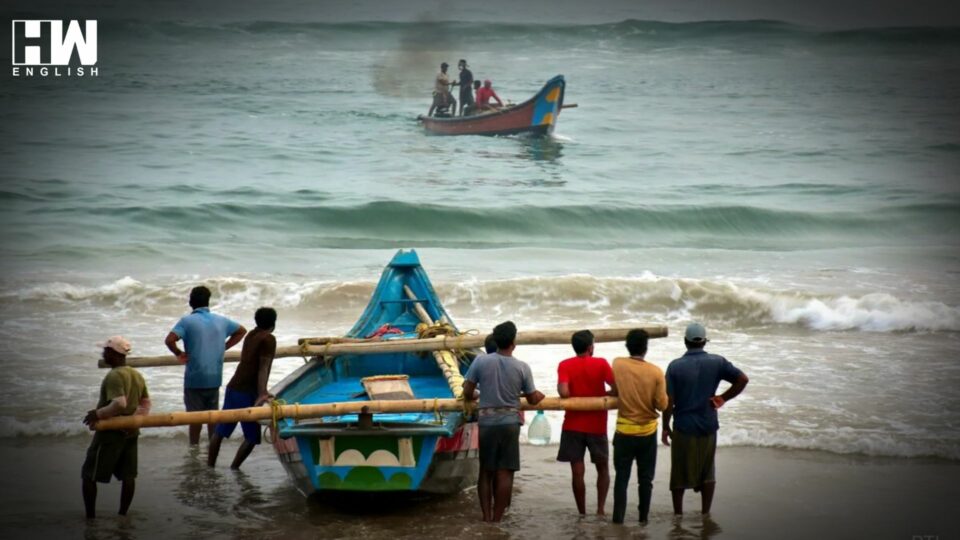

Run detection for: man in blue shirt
[[662, 323, 748, 516], [463, 321, 545, 522], [165, 286, 246, 445]]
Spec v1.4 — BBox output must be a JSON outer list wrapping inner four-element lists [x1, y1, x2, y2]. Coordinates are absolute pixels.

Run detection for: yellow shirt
[[612, 357, 667, 436]]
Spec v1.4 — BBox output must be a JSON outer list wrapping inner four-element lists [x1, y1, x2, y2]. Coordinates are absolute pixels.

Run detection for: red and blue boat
[[418, 75, 566, 136], [269, 250, 479, 495]]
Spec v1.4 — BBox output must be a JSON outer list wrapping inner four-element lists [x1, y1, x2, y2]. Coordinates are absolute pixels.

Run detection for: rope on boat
[[265, 398, 287, 444]]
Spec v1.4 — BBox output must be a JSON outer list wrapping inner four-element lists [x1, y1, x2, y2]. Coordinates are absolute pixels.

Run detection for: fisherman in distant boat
[[165, 286, 246, 446], [457, 59, 474, 116], [476, 79, 504, 112], [208, 307, 277, 469], [82, 336, 151, 519], [428, 62, 457, 117], [463, 321, 545, 522]]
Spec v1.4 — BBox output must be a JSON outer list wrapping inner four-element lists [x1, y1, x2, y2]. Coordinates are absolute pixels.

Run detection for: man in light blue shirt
[[165, 286, 246, 445], [463, 321, 544, 523]]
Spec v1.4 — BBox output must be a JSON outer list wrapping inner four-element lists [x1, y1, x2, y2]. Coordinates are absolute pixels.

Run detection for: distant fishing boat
[[269, 250, 479, 495], [418, 75, 567, 136]]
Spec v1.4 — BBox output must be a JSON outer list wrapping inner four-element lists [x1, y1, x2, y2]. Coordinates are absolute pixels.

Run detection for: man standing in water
[[662, 323, 749, 516], [556, 330, 616, 516], [165, 286, 246, 445], [82, 337, 151, 519], [457, 59, 474, 116], [463, 321, 545, 522], [611, 329, 667, 525], [208, 307, 277, 469]]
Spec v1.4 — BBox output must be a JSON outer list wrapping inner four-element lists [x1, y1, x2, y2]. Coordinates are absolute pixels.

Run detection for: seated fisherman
[[428, 62, 457, 117], [476, 79, 504, 112]]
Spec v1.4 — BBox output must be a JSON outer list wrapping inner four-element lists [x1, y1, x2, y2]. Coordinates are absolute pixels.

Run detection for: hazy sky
[[8, 0, 960, 29]]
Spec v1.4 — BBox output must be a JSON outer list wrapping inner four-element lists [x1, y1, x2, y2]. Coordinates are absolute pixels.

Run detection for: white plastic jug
[[527, 410, 552, 445]]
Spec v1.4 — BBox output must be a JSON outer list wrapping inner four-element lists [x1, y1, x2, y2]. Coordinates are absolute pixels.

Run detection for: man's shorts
[[81, 430, 138, 483], [215, 388, 262, 444], [479, 423, 521, 471], [669, 431, 717, 490], [184, 387, 219, 412], [557, 430, 609, 463], [459, 88, 475, 106]]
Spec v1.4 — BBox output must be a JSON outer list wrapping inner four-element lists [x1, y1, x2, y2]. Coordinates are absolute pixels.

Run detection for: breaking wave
[[5, 274, 958, 333]]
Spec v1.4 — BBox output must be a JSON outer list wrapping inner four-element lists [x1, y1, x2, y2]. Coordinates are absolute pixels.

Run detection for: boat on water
[[418, 75, 566, 136], [269, 250, 479, 496]]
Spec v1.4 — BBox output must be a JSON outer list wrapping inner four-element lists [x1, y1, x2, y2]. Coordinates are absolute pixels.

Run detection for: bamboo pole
[[95, 396, 619, 431], [105, 326, 668, 368], [402, 285, 464, 399]]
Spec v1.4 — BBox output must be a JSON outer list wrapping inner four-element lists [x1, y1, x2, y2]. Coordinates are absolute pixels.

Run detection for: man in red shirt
[[557, 330, 617, 516], [476, 79, 504, 111]]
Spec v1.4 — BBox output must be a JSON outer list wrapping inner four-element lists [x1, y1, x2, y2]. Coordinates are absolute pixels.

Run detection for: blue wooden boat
[[269, 250, 479, 496]]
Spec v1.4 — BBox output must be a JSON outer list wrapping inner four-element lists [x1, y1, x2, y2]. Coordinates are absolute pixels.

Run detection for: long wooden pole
[[104, 326, 668, 369], [95, 396, 619, 431], [402, 285, 465, 399]]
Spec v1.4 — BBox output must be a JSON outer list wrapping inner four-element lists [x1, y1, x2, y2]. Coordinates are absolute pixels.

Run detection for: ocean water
[[1, 17, 959, 470]]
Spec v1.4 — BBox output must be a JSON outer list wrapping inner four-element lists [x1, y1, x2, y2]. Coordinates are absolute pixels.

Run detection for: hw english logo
[[11, 20, 99, 77]]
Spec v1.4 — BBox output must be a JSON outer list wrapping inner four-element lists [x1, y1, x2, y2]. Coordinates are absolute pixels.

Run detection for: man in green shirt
[[81, 336, 151, 519]]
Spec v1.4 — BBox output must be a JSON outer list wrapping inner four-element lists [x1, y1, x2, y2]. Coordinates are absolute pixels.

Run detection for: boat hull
[[418, 75, 565, 136], [270, 250, 480, 496]]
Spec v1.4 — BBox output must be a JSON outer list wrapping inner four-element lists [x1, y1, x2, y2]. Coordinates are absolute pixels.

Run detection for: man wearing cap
[[662, 323, 749, 516], [165, 286, 246, 445], [82, 336, 151, 519], [428, 62, 456, 117]]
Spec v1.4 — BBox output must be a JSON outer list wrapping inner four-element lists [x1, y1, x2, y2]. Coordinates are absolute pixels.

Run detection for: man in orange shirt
[[611, 329, 668, 525], [557, 330, 617, 516]]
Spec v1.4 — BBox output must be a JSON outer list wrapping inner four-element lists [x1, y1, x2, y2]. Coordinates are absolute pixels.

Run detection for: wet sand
[[0, 436, 956, 539]]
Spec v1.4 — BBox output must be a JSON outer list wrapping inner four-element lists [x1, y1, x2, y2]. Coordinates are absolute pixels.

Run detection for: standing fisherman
[[165, 286, 246, 445], [82, 337, 151, 519]]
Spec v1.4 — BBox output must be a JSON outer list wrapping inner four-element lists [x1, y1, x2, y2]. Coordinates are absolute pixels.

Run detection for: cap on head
[[483, 79, 492, 87], [458, 59, 466, 66], [441, 62, 449, 68], [100, 336, 132, 356], [684, 323, 708, 344]]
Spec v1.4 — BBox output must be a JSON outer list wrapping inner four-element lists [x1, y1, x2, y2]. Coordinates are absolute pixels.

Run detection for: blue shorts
[[215, 388, 261, 444]]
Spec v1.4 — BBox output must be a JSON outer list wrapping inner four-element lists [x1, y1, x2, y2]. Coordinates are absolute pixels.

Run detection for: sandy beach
[[1, 435, 956, 539]]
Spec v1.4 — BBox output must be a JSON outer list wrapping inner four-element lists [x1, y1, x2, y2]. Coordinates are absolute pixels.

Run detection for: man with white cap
[[81, 336, 151, 519], [661, 323, 749, 517]]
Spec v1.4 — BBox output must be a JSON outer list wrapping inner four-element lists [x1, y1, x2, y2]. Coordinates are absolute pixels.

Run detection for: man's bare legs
[[119, 478, 135, 515], [595, 460, 610, 515], [570, 461, 587, 515], [671, 483, 716, 516], [492, 470, 513, 522], [700, 481, 716, 515], [478, 467, 494, 522], [189, 423, 215, 446]]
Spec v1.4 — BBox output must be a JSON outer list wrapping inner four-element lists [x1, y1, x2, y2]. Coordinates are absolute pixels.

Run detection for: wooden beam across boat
[[94, 396, 620, 431], [101, 326, 668, 369]]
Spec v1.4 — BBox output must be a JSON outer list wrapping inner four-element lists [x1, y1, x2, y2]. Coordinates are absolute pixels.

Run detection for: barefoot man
[[556, 330, 616, 516], [662, 323, 749, 516], [463, 321, 545, 522], [81, 336, 151, 519]]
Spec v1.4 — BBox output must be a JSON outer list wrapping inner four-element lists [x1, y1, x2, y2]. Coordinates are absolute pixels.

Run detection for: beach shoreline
[[1, 435, 955, 539]]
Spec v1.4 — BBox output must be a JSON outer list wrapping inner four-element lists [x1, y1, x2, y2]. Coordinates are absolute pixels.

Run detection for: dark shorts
[[669, 431, 717, 490], [81, 430, 138, 483], [184, 387, 219, 412], [557, 430, 609, 463], [215, 388, 261, 444], [459, 87, 474, 105], [479, 423, 521, 471]]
